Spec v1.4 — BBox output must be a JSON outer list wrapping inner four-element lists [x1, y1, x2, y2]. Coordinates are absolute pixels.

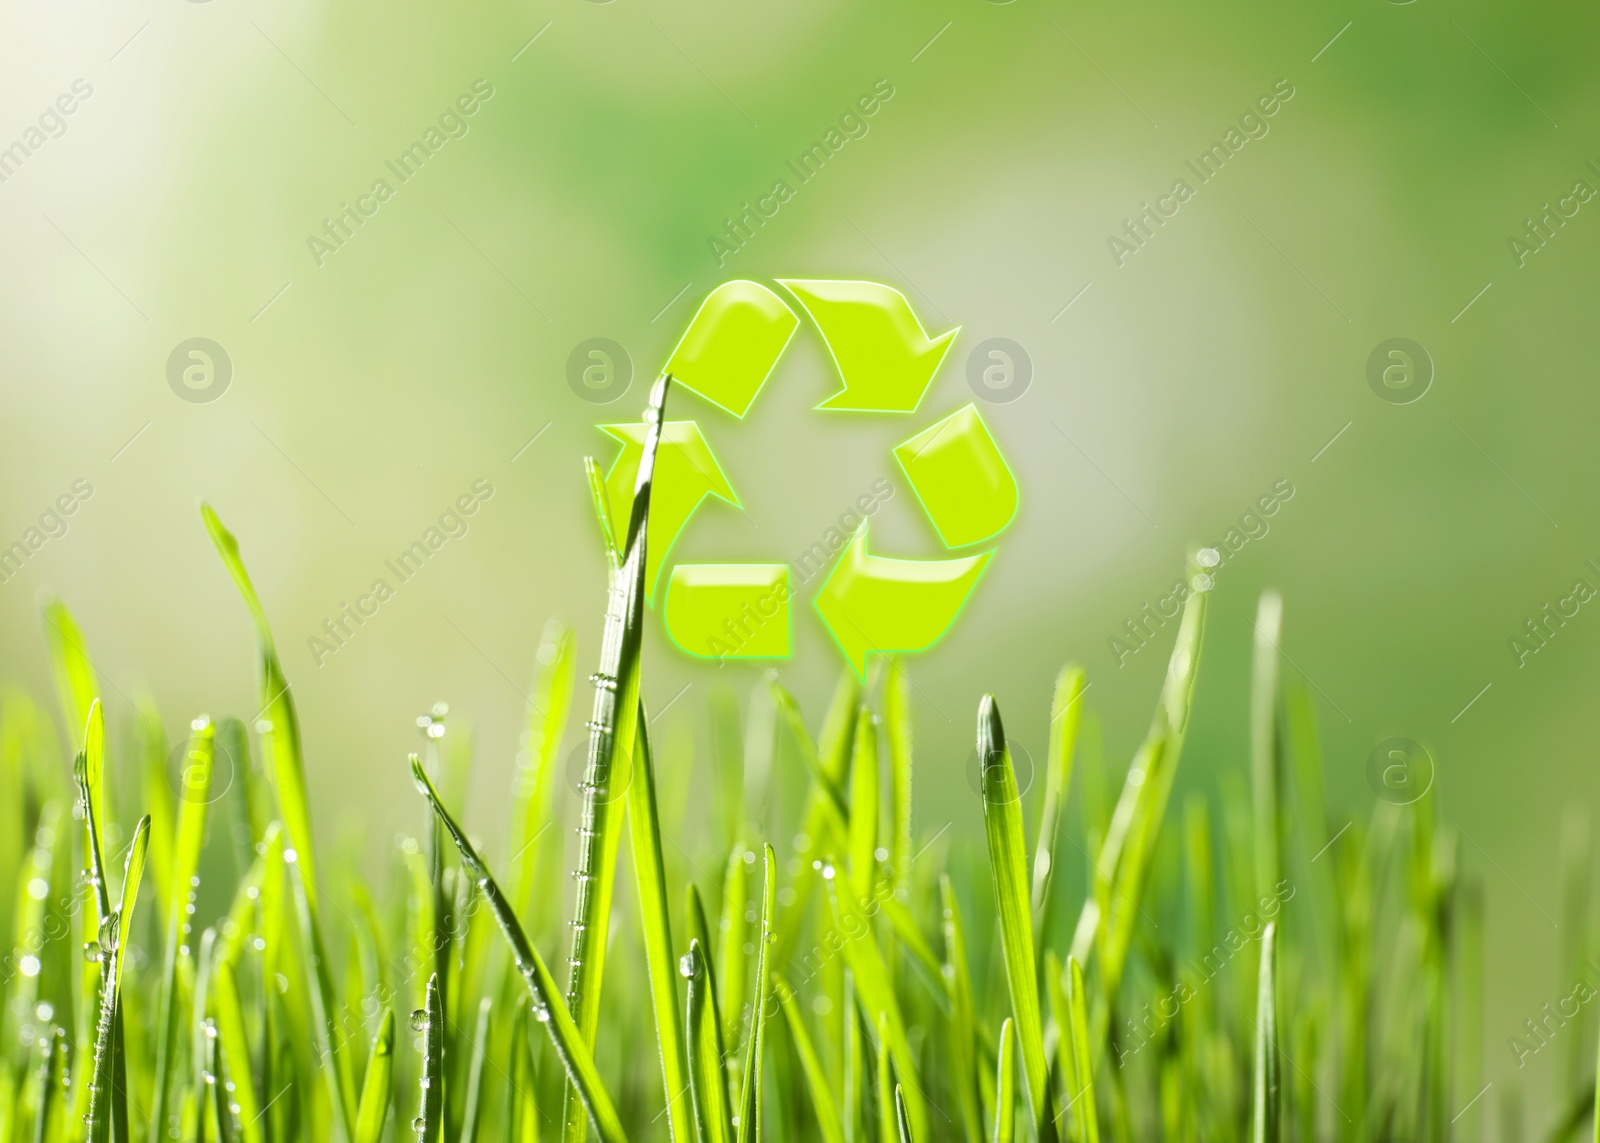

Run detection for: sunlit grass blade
[[42, 598, 99, 753], [1031, 666, 1086, 927], [771, 673, 860, 969], [819, 868, 923, 1141], [684, 940, 733, 1143], [1251, 592, 1283, 900], [32, 1024, 66, 1143], [875, 1015, 894, 1143], [415, 973, 444, 1143], [411, 757, 630, 1143], [894, 1084, 915, 1143], [287, 845, 358, 1141], [977, 696, 1055, 1143], [211, 949, 262, 1143], [941, 876, 983, 1143], [138, 708, 175, 919], [151, 717, 214, 1143], [1065, 957, 1099, 1143], [992, 1019, 1015, 1143], [1251, 922, 1279, 1143], [1071, 578, 1207, 1002], [510, 621, 576, 926], [564, 376, 669, 1143], [203, 502, 355, 1140], [626, 703, 690, 1143], [686, 884, 733, 1117], [884, 660, 914, 902], [718, 846, 750, 1054], [459, 998, 493, 1143], [846, 706, 878, 895], [200, 502, 318, 892], [355, 1008, 395, 1143], [87, 814, 150, 1143], [775, 978, 844, 1143], [735, 846, 776, 1143]]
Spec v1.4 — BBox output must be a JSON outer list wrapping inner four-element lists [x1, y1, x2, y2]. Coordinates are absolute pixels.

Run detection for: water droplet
[[412, 1117, 426, 1132], [83, 942, 103, 964], [409, 1009, 429, 1032], [98, 912, 120, 950], [1197, 547, 1220, 568], [534, 1006, 551, 1024], [679, 953, 695, 978]]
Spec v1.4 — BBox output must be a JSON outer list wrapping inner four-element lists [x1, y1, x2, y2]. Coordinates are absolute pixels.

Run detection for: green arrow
[[663, 563, 791, 660], [812, 522, 992, 679], [666, 280, 799, 418], [894, 403, 1019, 548], [599, 419, 740, 603], [778, 279, 959, 413]]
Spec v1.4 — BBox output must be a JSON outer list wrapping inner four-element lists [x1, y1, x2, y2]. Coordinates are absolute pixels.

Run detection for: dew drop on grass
[[83, 942, 103, 964], [409, 1009, 429, 1033], [679, 953, 695, 978]]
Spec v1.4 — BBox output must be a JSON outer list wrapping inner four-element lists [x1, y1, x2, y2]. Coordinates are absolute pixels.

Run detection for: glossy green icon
[[599, 279, 1019, 678]]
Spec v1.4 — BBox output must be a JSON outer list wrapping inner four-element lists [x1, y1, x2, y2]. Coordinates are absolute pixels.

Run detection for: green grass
[[0, 384, 1552, 1143]]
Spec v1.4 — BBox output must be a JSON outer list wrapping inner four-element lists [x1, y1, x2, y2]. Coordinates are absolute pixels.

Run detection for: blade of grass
[[772, 674, 860, 970], [1065, 957, 1099, 1143], [1072, 577, 1207, 1004], [735, 847, 776, 1143], [776, 978, 844, 1143], [895, 1085, 915, 1143], [355, 1009, 395, 1143], [1032, 667, 1086, 931], [686, 885, 733, 1132], [719, 847, 750, 1056], [977, 696, 1055, 1143], [884, 661, 913, 901], [941, 877, 983, 1143], [411, 758, 630, 1143], [287, 844, 358, 1141], [151, 717, 214, 1143], [819, 869, 923, 1141], [460, 998, 493, 1143], [1251, 922, 1279, 1143], [876, 1015, 894, 1143], [564, 376, 669, 1143], [684, 940, 733, 1143], [846, 707, 878, 897], [1251, 593, 1283, 902], [202, 503, 355, 1142], [42, 599, 99, 754], [510, 621, 576, 926], [415, 973, 444, 1143], [87, 815, 150, 1143], [210, 949, 262, 1143], [992, 1019, 1015, 1143], [200, 503, 318, 891], [626, 701, 690, 1143]]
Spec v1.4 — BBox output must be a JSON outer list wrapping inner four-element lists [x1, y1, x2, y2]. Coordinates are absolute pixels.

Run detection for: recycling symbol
[[597, 279, 1019, 680]]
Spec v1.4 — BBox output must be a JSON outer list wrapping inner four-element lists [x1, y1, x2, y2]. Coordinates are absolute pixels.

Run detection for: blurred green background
[[3, 0, 1598, 1113]]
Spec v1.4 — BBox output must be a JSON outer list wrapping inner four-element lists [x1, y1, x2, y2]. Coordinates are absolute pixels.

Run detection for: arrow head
[[812, 522, 991, 679], [778, 279, 958, 413], [599, 419, 741, 603]]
